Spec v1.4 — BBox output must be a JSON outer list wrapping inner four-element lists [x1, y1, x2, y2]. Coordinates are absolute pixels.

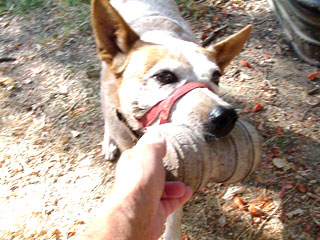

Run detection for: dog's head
[[92, 0, 252, 142]]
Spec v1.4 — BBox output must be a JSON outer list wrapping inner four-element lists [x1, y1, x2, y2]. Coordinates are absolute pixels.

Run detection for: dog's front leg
[[101, 104, 138, 161], [162, 207, 183, 240], [101, 90, 138, 161], [100, 81, 121, 161], [100, 69, 138, 161], [101, 123, 120, 161]]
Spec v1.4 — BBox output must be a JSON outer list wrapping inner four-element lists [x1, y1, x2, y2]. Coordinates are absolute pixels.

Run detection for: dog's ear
[[91, 0, 139, 65], [209, 25, 252, 73]]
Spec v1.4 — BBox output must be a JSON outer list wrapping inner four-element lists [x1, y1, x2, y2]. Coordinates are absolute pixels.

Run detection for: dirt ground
[[0, 0, 319, 239]]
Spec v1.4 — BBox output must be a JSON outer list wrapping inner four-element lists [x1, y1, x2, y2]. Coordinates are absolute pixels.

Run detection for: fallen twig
[[262, 135, 277, 147], [52, 101, 79, 124], [201, 25, 228, 47], [308, 87, 320, 96], [0, 56, 16, 62], [236, 221, 254, 240], [254, 18, 269, 26], [302, 101, 320, 120]]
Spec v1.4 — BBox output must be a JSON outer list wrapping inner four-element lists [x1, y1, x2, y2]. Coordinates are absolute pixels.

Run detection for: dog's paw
[[101, 139, 120, 162]]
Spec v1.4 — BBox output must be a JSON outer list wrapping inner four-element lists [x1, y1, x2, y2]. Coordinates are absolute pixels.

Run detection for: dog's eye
[[211, 70, 221, 85], [153, 71, 178, 84]]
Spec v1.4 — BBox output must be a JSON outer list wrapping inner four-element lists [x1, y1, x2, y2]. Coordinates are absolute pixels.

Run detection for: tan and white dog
[[91, 0, 252, 238], [91, 0, 251, 161]]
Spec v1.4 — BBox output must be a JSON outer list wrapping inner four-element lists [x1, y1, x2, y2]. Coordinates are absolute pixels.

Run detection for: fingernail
[[139, 131, 166, 146]]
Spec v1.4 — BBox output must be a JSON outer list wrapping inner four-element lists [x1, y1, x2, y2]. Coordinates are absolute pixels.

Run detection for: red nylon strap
[[136, 82, 214, 128]]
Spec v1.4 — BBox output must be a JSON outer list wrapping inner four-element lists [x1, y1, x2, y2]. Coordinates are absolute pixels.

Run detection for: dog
[[90, 0, 252, 161]]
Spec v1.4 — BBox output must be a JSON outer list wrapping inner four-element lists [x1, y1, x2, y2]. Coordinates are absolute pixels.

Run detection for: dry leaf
[[276, 126, 283, 135], [257, 195, 269, 201], [222, 186, 246, 200], [248, 199, 275, 215], [200, 33, 207, 41], [60, 136, 69, 145], [239, 72, 251, 81], [296, 184, 307, 193], [255, 175, 265, 184], [252, 217, 261, 223], [0, 77, 15, 88], [10, 192, 17, 197], [307, 72, 319, 81], [67, 231, 76, 238], [279, 184, 293, 198], [306, 192, 320, 200], [239, 60, 253, 68], [222, 201, 234, 212], [75, 107, 88, 113], [74, 221, 85, 225], [71, 130, 81, 138], [264, 52, 271, 59], [233, 196, 246, 210], [262, 202, 275, 212], [248, 203, 262, 216], [178, 6, 184, 11], [304, 224, 311, 231], [218, 215, 226, 226], [252, 103, 263, 112], [89, 125, 97, 130], [52, 229, 62, 238], [272, 158, 291, 170], [286, 208, 304, 217]]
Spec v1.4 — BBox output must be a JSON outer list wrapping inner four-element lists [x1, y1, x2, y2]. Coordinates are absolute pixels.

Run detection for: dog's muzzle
[[136, 82, 238, 138], [208, 105, 238, 138]]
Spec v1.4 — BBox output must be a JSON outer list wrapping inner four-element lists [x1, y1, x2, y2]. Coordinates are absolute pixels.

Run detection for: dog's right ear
[[91, 0, 139, 65]]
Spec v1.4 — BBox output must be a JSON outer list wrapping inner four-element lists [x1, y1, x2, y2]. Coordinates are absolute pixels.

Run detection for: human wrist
[[106, 184, 158, 238]]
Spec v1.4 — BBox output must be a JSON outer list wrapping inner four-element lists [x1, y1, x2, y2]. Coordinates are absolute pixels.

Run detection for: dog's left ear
[[91, 0, 139, 65], [209, 25, 252, 73]]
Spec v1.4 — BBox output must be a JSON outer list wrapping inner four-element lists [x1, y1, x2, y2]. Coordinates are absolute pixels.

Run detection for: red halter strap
[[136, 82, 214, 128]]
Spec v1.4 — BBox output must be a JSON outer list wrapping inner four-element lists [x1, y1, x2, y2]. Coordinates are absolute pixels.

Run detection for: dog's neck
[[110, 0, 197, 43], [131, 16, 197, 43]]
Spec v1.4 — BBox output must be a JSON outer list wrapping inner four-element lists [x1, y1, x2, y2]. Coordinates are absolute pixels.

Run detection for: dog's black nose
[[208, 106, 238, 138]]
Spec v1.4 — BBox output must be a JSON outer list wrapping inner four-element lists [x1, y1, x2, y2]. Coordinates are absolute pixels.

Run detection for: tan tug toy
[[141, 119, 261, 239]]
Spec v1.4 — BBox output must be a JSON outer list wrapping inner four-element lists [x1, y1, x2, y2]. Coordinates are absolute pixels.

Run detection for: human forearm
[[79, 191, 154, 240]]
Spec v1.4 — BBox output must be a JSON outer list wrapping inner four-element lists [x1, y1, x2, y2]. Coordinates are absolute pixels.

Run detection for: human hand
[[112, 133, 193, 239], [80, 133, 193, 240]]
